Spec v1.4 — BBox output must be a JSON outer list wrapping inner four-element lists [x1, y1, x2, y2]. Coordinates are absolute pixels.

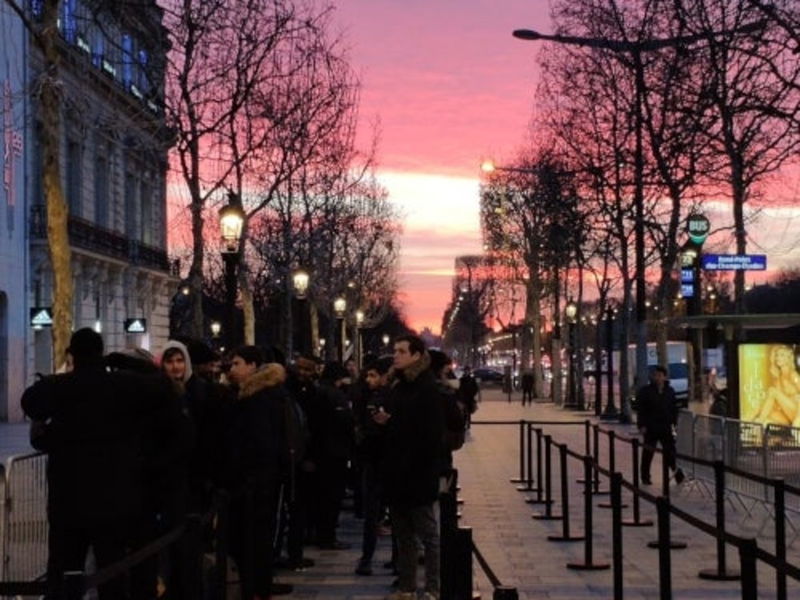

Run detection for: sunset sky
[[333, 1, 551, 333]]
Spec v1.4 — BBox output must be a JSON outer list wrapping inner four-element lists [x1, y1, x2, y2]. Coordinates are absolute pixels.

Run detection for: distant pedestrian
[[636, 365, 684, 486], [458, 366, 479, 428], [383, 335, 445, 600], [521, 371, 535, 406]]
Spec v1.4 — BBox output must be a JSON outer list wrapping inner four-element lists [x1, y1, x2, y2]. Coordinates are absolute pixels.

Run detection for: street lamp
[[292, 269, 310, 299], [292, 268, 311, 355], [210, 321, 222, 338], [219, 193, 245, 350], [564, 299, 580, 409], [382, 333, 390, 353], [601, 306, 619, 420], [513, 20, 764, 408], [333, 296, 347, 361], [355, 309, 365, 368]]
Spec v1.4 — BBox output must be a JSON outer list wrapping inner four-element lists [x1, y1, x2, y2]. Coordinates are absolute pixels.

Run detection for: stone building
[[3, 1, 175, 421]]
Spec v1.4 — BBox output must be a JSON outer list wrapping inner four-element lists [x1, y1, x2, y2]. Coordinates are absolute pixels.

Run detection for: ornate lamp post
[[601, 306, 619, 420], [292, 268, 311, 355], [564, 299, 580, 409], [219, 194, 244, 350], [333, 296, 347, 361], [355, 309, 365, 368]]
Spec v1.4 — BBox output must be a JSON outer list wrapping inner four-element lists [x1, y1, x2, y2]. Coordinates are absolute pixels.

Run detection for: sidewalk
[[277, 388, 796, 599]]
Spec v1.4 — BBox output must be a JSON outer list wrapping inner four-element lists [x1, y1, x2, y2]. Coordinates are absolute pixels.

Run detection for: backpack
[[439, 383, 467, 451]]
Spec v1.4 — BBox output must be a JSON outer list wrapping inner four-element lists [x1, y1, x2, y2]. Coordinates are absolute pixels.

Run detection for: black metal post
[[214, 492, 230, 600], [510, 420, 526, 483], [601, 308, 618, 419], [517, 423, 535, 492], [739, 539, 758, 600], [567, 454, 609, 571], [611, 472, 624, 600], [533, 436, 560, 520], [223, 253, 238, 350], [440, 475, 458, 600], [577, 420, 591, 484], [656, 497, 672, 600], [648, 463, 687, 549], [599, 432, 627, 509], [547, 445, 584, 542], [454, 527, 474, 600], [593, 426, 608, 495], [242, 486, 255, 600], [526, 428, 545, 504], [699, 461, 739, 580], [184, 514, 204, 600], [494, 587, 519, 600], [622, 438, 652, 527], [774, 479, 787, 600]]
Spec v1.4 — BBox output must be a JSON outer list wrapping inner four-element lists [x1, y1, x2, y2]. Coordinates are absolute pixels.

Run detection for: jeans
[[640, 429, 676, 481], [360, 463, 383, 562], [391, 503, 439, 595]]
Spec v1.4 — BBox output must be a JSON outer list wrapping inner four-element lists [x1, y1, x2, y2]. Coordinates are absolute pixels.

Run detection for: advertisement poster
[[739, 344, 800, 427]]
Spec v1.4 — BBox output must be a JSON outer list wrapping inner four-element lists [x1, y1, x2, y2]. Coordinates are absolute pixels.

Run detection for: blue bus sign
[[701, 254, 767, 271], [681, 283, 694, 298]]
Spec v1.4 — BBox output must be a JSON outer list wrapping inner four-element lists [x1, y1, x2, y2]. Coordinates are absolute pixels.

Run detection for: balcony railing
[[30, 205, 170, 272]]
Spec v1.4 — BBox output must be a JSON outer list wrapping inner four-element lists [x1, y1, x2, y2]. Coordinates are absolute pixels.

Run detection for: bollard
[[440, 473, 459, 600], [610, 473, 623, 600], [532, 436, 560, 520], [648, 451, 687, 550], [517, 423, 536, 492], [547, 445, 584, 541], [592, 426, 609, 495], [525, 428, 546, 504], [214, 491, 230, 600], [774, 479, 787, 600], [453, 527, 474, 600], [599, 432, 627, 509], [510, 420, 526, 483], [661, 446, 670, 500], [738, 539, 758, 600], [656, 497, 672, 600], [698, 461, 739, 580], [622, 438, 652, 527], [567, 454, 609, 571], [493, 587, 519, 600]]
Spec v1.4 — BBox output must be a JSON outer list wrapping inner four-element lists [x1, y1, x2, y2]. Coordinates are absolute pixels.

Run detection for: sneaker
[[384, 593, 415, 600], [355, 560, 373, 576], [675, 468, 686, 485]]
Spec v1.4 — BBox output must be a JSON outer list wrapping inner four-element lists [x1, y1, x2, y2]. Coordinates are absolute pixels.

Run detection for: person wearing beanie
[[21, 329, 184, 600]]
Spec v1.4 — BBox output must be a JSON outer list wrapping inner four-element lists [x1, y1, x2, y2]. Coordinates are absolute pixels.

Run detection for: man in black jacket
[[637, 365, 685, 486], [383, 335, 445, 600], [21, 328, 185, 600]]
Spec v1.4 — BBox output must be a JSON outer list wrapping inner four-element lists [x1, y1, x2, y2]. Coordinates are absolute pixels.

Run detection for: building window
[[140, 179, 153, 245], [62, 0, 78, 43], [94, 151, 109, 228], [124, 172, 138, 240], [122, 34, 133, 90], [66, 139, 82, 217]]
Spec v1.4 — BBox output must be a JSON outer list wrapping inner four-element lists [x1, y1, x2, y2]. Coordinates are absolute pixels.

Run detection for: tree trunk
[[239, 267, 255, 345], [41, 0, 73, 369]]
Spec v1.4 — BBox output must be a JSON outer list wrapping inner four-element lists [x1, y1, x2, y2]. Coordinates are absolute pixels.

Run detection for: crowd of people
[[21, 328, 482, 600]]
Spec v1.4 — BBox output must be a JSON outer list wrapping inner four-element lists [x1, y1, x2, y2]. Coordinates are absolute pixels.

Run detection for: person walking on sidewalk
[[383, 335, 445, 600], [637, 365, 684, 486], [458, 366, 479, 428], [521, 371, 535, 406]]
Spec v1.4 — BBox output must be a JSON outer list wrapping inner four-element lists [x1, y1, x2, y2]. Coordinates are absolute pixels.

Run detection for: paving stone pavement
[[276, 388, 799, 599]]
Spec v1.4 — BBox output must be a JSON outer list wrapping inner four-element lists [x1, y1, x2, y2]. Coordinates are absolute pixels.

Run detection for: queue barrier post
[[510, 420, 526, 483], [610, 472, 624, 600], [547, 445, 584, 542], [592, 426, 608, 495], [698, 461, 739, 581], [517, 423, 536, 492], [213, 491, 230, 600], [454, 527, 474, 600], [493, 587, 519, 600], [567, 454, 609, 571], [532, 436, 560, 521], [622, 437, 652, 527], [599, 432, 627, 510], [738, 539, 758, 600], [525, 428, 546, 504], [774, 479, 787, 600], [656, 497, 672, 600]]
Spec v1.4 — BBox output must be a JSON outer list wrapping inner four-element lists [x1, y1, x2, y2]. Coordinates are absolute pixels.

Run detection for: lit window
[[122, 34, 133, 89], [62, 0, 77, 43]]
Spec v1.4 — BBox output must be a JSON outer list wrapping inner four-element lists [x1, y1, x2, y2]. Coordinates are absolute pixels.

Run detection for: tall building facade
[[0, 3, 30, 421], [2, 1, 176, 421]]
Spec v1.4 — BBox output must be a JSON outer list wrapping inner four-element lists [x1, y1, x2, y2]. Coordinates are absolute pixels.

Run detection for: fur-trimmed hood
[[238, 363, 287, 399], [388, 351, 431, 384]]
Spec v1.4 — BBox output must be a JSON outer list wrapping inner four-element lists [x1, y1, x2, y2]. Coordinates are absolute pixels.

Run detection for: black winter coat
[[225, 364, 289, 490], [383, 354, 445, 508], [636, 382, 679, 434], [21, 363, 185, 526], [303, 381, 354, 464]]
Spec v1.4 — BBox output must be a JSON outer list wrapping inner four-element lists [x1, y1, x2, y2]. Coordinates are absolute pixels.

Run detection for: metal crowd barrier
[[1, 453, 48, 585], [676, 410, 800, 511]]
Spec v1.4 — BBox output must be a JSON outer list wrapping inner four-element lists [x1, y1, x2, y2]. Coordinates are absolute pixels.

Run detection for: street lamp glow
[[180, 284, 191, 296], [210, 321, 221, 337], [565, 299, 578, 323], [319, 337, 326, 348], [219, 200, 245, 254], [382, 333, 390, 346], [292, 269, 310, 299], [355, 310, 365, 326], [333, 297, 347, 318], [480, 159, 497, 173]]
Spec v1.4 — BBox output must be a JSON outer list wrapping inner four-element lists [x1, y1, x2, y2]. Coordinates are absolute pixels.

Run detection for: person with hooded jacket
[[21, 329, 185, 600], [382, 335, 445, 600], [224, 345, 292, 600]]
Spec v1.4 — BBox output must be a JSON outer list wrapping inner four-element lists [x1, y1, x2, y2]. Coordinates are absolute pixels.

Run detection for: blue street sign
[[680, 268, 694, 283], [701, 254, 767, 271], [681, 283, 694, 298]]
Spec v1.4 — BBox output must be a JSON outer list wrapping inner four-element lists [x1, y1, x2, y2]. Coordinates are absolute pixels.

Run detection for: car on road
[[472, 367, 505, 383]]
